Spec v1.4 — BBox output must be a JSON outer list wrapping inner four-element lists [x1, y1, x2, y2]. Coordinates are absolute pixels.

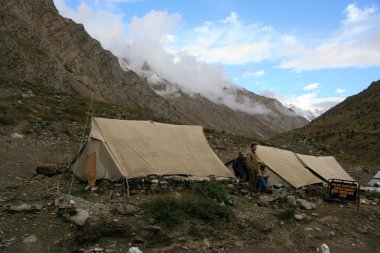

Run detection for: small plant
[[192, 181, 227, 202], [277, 207, 295, 220]]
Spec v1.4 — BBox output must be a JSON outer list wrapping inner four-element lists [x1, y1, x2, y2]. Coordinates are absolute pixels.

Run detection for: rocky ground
[[0, 123, 379, 253]]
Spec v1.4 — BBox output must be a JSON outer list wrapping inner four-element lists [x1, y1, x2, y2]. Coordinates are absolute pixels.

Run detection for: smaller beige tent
[[72, 118, 234, 185], [296, 154, 355, 182], [256, 146, 323, 188]]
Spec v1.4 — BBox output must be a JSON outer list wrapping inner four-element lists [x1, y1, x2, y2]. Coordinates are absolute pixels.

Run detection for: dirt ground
[[1, 125, 379, 253]]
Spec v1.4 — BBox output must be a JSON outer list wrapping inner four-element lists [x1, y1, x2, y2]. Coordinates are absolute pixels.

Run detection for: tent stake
[[124, 177, 130, 198]]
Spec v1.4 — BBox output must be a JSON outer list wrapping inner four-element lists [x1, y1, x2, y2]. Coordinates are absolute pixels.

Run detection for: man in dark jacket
[[232, 151, 248, 182]]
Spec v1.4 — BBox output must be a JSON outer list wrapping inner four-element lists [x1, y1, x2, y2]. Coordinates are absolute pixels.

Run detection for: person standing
[[257, 163, 269, 193], [246, 142, 260, 193], [232, 151, 248, 182]]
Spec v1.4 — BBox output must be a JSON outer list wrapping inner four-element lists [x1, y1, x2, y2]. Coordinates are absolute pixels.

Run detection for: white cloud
[[303, 83, 320, 90], [222, 12, 238, 24], [281, 35, 297, 45], [279, 4, 380, 71], [344, 4, 376, 24], [336, 88, 346, 94], [244, 70, 265, 78]]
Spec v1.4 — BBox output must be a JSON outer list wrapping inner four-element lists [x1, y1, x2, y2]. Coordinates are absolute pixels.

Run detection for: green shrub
[[192, 181, 227, 202], [183, 195, 233, 222], [143, 194, 184, 226]]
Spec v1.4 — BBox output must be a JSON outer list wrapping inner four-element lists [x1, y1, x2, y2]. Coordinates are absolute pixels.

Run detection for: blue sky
[[54, 0, 380, 113]]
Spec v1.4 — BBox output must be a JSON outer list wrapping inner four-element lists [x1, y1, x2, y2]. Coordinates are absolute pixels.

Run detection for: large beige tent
[[72, 118, 234, 184], [256, 146, 323, 188], [296, 154, 355, 182]]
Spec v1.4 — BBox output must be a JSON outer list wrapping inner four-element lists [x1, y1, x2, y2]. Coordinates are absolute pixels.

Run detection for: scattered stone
[[117, 203, 139, 215], [329, 231, 336, 237], [203, 238, 211, 248], [294, 214, 305, 221], [273, 183, 284, 189], [57, 206, 77, 217], [234, 241, 244, 247], [128, 247, 143, 253], [35, 165, 58, 176], [91, 186, 98, 192], [304, 227, 314, 231], [144, 226, 161, 234], [23, 235, 37, 243], [296, 199, 316, 210], [314, 227, 322, 232], [94, 247, 104, 252], [357, 227, 368, 234], [225, 195, 236, 206], [311, 213, 319, 217], [286, 195, 297, 207], [11, 133, 23, 139], [182, 245, 190, 250], [240, 189, 249, 196], [69, 200, 75, 206], [133, 237, 144, 244], [70, 209, 90, 226], [227, 184, 234, 189], [261, 225, 274, 233], [8, 204, 43, 213]]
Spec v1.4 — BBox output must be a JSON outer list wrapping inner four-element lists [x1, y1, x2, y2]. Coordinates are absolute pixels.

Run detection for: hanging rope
[[69, 91, 95, 195]]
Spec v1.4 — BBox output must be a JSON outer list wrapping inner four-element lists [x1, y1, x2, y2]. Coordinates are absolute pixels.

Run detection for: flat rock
[[23, 235, 37, 243], [8, 204, 43, 213]]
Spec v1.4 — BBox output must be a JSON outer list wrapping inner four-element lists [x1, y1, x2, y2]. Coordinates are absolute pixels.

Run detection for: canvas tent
[[255, 146, 323, 188], [365, 171, 380, 192], [72, 117, 234, 184], [296, 154, 355, 182]]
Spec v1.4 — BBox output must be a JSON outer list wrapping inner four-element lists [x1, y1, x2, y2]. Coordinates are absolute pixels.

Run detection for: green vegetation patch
[[143, 181, 234, 226]]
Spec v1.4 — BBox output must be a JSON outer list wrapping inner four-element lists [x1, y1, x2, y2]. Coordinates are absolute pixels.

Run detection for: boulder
[[117, 203, 139, 215], [70, 209, 90, 226], [35, 165, 58, 176]]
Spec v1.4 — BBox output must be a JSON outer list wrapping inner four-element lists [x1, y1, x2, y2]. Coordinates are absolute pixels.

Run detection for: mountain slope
[[271, 80, 380, 165], [0, 0, 180, 121]]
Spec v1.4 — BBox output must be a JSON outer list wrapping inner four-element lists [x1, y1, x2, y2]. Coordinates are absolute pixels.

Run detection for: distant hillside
[[271, 80, 380, 166], [0, 0, 180, 121]]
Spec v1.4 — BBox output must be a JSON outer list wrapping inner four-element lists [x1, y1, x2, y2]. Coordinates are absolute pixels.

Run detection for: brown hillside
[[270, 80, 380, 180]]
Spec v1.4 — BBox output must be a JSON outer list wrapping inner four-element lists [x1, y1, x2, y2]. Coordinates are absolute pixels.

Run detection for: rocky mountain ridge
[[0, 0, 180, 121]]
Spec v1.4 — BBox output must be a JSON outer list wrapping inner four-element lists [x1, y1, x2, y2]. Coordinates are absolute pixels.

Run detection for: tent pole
[[123, 177, 130, 198]]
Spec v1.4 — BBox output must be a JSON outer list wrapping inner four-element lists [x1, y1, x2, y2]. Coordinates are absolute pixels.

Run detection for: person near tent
[[246, 142, 260, 192], [232, 151, 248, 182], [257, 163, 269, 193]]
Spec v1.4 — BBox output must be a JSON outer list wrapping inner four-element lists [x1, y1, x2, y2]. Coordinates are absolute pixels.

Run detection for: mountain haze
[[124, 61, 308, 139]]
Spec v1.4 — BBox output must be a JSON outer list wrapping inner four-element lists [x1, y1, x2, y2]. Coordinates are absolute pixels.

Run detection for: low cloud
[[336, 88, 346, 94], [303, 83, 320, 90]]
